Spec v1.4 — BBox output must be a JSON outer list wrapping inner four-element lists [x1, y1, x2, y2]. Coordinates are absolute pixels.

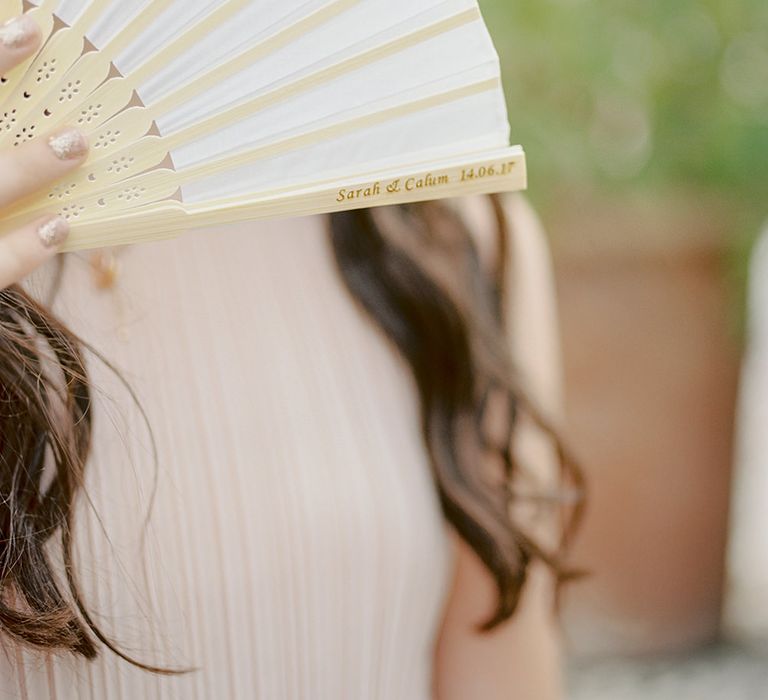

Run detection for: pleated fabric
[[0, 216, 455, 699]]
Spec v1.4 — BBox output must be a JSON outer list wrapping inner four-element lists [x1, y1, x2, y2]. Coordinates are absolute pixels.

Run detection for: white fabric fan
[[0, 0, 526, 250]]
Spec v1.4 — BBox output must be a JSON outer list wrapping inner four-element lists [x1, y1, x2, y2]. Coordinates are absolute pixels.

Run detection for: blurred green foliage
[[479, 0, 768, 238]]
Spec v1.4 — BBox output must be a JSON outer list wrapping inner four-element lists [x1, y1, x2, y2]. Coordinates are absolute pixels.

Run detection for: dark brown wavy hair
[[0, 196, 583, 671]]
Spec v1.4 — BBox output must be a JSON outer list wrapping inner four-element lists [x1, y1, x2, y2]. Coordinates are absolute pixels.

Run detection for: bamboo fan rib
[[0, 0, 526, 250]]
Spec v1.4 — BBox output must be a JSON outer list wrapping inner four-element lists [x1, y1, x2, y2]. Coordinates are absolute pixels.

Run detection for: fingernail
[[37, 216, 70, 249], [48, 128, 89, 161], [0, 15, 38, 49]]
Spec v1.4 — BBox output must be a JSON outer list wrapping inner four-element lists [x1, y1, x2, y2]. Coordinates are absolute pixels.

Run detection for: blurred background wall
[[478, 0, 768, 687]]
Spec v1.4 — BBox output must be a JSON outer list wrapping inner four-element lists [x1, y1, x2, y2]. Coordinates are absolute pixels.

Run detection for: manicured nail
[[37, 216, 70, 248], [48, 128, 89, 160], [0, 15, 38, 49]]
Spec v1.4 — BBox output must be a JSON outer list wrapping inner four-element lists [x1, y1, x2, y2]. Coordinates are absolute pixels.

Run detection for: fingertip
[[0, 215, 69, 290], [0, 128, 89, 208], [47, 128, 90, 162], [0, 15, 42, 57], [36, 215, 70, 250]]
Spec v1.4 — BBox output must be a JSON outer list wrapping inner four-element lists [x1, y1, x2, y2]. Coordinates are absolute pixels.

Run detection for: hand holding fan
[[0, 0, 526, 251]]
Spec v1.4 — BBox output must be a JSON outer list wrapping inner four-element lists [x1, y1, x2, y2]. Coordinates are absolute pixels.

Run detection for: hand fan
[[0, 0, 526, 251]]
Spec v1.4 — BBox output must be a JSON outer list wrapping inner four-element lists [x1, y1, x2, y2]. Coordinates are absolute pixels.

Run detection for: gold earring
[[88, 249, 120, 289]]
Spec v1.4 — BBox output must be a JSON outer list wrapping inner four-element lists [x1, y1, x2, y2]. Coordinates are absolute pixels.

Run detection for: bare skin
[[433, 195, 565, 699], [0, 14, 89, 289]]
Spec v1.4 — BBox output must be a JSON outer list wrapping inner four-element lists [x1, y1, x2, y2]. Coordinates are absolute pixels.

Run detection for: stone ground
[[568, 643, 768, 699]]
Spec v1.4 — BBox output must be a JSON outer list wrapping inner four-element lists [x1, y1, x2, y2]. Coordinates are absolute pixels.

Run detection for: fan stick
[[65, 147, 527, 250], [151, 0, 361, 115], [0, 1, 23, 23], [69, 0, 114, 36], [128, 0, 252, 87], [100, 0, 175, 58]]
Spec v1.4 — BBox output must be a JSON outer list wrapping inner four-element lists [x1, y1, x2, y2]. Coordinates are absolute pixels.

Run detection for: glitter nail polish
[[37, 217, 70, 248], [48, 129, 89, 160], [0, 16, 38, 49]]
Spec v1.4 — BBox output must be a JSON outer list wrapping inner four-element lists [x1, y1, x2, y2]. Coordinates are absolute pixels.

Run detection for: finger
[[0, 15, 41, 75], [0, 127, 89, 209], [0, 215, 69, 290]]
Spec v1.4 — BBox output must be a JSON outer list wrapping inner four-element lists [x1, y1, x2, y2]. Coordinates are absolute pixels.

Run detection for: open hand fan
[[0, 0, 526, 250]]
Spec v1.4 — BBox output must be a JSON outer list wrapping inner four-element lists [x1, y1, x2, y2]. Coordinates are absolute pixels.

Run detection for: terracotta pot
[[548, 190, 741, 658]]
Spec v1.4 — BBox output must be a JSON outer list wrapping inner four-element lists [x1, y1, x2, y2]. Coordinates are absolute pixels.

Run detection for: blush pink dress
[[1, 214, 457, 699]]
